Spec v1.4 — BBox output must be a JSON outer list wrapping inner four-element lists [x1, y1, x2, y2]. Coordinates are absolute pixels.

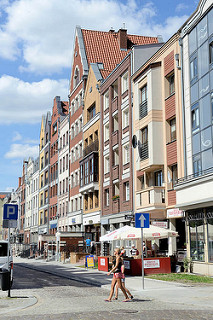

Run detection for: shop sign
[[123, 260, 131, 270], [152, 221, 168, 229], [144, 259, 160, 269], [85, 255, 95, 268], [100, 258, 106, 266], [167, 209, 183, 219]]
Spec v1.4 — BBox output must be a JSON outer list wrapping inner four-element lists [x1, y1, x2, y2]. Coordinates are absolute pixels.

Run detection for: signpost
[[3, 204, 18, 297], [135, 212, 149, 290]]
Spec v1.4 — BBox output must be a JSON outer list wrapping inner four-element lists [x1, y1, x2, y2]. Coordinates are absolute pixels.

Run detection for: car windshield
[[0, 243, 8, 256]]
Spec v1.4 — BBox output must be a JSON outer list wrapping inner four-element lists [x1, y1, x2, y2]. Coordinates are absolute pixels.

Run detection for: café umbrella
[[99, 225, 131, 241], [115, 225, 179, 241]]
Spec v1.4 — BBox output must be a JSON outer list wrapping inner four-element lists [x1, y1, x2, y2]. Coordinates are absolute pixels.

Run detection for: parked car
[[0, 240, 13, 287]]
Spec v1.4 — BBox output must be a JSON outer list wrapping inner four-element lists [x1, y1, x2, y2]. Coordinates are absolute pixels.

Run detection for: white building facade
[[176, 0, 213, 275]]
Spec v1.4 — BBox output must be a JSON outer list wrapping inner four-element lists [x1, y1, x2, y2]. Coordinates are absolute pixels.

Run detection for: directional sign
[[135, 213, 149, 228], [3, 204, 18, 220]]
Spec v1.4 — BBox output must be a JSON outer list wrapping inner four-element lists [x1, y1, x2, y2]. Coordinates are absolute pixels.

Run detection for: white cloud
[[12, 131, 22, 141], [176, 3, 189, 13], [0, 0, 189, 74], [0, 75, 68, 123], [4, 143, 39, 159]]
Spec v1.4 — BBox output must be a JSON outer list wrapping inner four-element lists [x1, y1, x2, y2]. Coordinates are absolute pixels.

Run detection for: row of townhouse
[[11, 0, 213, 275]]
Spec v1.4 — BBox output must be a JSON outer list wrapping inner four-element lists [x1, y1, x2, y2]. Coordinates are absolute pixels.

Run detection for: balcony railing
[[139, 142, 149, 160], [83, 139, 99, 157], [139, 101, 148, 119], [176, 166, 213, 185], [137, 186, 165, 207]]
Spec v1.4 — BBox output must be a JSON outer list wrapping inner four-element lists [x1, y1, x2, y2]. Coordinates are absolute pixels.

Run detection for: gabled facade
[[49, 97, 68, 235], [31, 157, 39, 246], [25, 157, 34, 244], [79, 63, 103, 243], [176, 0, 213, 275], [58, 114, 69, 232], [68, 26, 160, 236]]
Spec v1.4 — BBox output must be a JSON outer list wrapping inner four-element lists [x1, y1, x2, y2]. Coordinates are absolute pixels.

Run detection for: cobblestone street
[[0, 263, 212, 320]]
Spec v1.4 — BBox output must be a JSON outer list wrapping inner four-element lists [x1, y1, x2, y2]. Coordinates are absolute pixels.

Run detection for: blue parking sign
[[135, 213, 149, 228], [3, 204, 18, 220]]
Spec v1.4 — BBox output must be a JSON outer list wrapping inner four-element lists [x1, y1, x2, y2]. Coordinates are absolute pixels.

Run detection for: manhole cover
[[111, 309, 138, 314]]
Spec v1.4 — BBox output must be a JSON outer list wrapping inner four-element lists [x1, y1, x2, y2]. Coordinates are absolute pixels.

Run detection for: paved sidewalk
[[1, 256, 213, 314]]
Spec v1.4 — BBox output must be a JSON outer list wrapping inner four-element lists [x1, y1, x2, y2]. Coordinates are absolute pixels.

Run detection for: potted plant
[[112, 195, 120, 201]]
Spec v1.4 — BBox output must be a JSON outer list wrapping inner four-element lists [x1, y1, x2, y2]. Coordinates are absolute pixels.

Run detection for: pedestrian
[[130, 245, 139, 256], [114, 261, 133, 300], [120, 246, 127, 257], [85, 237, 91, 253], [90, 241, 95, 254], [105, 248, 130, 302]]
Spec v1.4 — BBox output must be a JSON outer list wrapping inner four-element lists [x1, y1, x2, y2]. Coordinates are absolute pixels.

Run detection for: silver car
[[0, 240, 13, 287]]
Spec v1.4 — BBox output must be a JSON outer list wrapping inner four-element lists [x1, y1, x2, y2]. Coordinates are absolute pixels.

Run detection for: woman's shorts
[[113, 272, 123, 279]]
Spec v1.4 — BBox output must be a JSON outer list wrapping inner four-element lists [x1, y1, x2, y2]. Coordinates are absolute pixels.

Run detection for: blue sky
[[0, 0, 199, 191]]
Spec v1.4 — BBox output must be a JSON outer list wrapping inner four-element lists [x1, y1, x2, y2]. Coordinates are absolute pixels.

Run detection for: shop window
[[207, 217, 213, 262], [189, 219, 205, 261]]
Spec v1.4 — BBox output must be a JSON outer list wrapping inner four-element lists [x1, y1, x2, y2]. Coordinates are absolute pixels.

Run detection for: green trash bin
[[0, 269, 11, 291]]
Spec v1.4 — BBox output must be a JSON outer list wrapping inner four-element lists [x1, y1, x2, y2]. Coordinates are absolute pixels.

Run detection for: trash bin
[[0, 269, 11, 291]]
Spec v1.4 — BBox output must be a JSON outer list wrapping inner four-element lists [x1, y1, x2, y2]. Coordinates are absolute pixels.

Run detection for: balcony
[[112, 96, 118, 113], [136, 186, 166, 210], [79, 153, 99, 194], [112, 131, 118, 147], [112, 165, 119, 180], [112, 198, 120, 214], [83, 139, 99, 158]]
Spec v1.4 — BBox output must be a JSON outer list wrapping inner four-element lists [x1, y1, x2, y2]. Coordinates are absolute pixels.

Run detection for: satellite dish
[[132, 135, 138, 149]]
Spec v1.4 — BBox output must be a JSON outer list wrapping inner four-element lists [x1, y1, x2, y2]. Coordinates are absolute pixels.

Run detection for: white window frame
[[104, 155, 110, 174], [123, 143, 130, 164], [123, 107, 129, 129], [104, 122, 109, 142], [104, 91, 109, 111], [122, 71, 128, 94]]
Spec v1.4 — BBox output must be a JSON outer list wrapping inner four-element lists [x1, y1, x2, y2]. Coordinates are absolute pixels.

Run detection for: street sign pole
[[7, 225, 10, 298], [141, 227, 144, 290]]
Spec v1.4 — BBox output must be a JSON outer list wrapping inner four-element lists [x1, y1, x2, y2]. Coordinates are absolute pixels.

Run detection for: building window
[[171, 164, 177, 188], [123, 144, 130, 164], [190, 55, 198, 84], [87, 103, 96, 122], [122, 71, 128, 94], [90, 192, 93, 209], [139, 127, 148, 160], [123, 108, 129, 128], [105, 189, 109, 206], [74, 67, 80, 88], [104, 123, 109, 142], [191, 104, 199, 132], [139, 85, 148, 119], [113, 148, 119, 166], [104, 155, 110, 174], [104, 91, 109, 111], [124, 181, 130, 201], [94, 191, 98, 208], [85, 194, 88, 210], [154, 170, 163, 186], [52, 122, 57, 135], [168, 74, 175, 95], [210, 41, 213, 64], [170, 118, 176, 142]]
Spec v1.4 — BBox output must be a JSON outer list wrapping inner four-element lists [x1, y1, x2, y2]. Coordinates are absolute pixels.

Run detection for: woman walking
[[114, 263, 133, 300], [105, 248, 130, 302]]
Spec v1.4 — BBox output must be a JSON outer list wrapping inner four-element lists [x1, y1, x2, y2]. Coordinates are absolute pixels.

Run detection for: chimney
[[118, 28, 127, 50]]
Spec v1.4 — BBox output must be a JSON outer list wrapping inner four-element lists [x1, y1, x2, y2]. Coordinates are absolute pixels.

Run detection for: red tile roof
[[0, 194, 6, 199], [82, 29, 158, 78]]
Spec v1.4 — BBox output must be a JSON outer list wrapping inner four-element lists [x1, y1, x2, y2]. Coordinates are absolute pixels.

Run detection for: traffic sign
[[3, 204, 18, 220], [135, 213, 149, 228]]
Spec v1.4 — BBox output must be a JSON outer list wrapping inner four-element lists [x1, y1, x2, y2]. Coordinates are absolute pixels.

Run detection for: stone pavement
[[0, 256, 213, 316]]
